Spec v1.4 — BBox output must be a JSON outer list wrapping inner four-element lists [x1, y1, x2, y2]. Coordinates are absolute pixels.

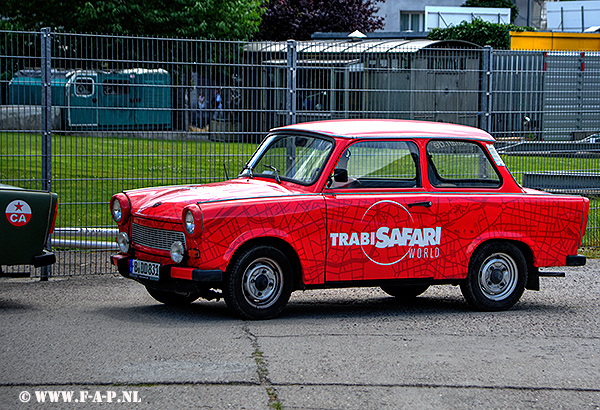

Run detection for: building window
[[400, 12, 424, 31]]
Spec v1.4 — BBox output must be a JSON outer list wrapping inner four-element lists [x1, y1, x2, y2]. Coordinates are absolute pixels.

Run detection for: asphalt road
[[1, 260, 599, 410]]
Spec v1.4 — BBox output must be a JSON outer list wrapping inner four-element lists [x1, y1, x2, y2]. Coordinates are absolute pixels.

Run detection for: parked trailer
[[8, 69, 69, 107], [8, 68, 172, 131], [66, 69, 171, 130]]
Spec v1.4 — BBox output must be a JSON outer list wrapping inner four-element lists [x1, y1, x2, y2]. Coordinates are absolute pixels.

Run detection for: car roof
[[272, 119, 495, 142]]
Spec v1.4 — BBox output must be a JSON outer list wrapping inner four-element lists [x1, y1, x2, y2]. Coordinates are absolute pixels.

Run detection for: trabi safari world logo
[[330, 200, 442, 266], [5, 200, 32, 227]]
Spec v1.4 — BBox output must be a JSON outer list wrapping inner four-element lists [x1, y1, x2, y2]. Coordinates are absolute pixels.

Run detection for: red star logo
[[14, 202, 24, 211]]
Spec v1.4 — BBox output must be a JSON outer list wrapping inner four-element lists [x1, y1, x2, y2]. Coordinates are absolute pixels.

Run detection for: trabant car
[[1, 184, 58, 276], [110, 120, 589, 319]]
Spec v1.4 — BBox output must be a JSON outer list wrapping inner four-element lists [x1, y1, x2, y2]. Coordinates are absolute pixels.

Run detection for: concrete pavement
[[1, 260, 599, 409]]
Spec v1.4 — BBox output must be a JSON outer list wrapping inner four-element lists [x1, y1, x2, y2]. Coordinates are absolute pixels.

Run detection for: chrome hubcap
[[242, 257, 283, 309], [478, 253, 518, 301]]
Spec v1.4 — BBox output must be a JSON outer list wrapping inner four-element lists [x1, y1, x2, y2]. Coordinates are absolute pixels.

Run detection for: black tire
[[460, 242, 528, 311], [224, 245, 293, 320], [380, 284, 429, 300], [146, 287, 200, 306]]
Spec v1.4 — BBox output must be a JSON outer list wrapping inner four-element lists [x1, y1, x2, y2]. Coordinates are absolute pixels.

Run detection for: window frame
[[400, 11, 424, 31], [327, 139, 422, 190], [241, 132, 336, 186], [426, 139, 503, 189], [73, 77, 94, 97]]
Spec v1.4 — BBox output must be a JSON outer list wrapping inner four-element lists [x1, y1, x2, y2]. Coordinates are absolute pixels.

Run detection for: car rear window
[[426, 140, 501, 188]]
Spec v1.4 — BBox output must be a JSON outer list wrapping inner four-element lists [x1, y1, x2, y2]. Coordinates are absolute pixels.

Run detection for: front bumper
[[32, 250, 56, 268], [111, 254, 223, 287]]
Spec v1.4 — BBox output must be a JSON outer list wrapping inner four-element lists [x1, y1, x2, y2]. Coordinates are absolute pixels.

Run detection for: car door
[[423, 139, 505, 280], [67, 73, 98, 127], [324, 139, 442, 283]]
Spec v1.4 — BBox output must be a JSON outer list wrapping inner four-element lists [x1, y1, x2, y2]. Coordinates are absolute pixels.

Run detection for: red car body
[[110, 120, 588, 319]]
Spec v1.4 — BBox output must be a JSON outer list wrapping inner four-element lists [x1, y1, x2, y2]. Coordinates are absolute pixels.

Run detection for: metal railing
[[1, 29, 598, 276]]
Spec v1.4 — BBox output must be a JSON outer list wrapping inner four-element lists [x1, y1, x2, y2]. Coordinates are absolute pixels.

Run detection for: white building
[[546, 0, 600, 32], [424, 6, 511, 30], [374, 0, 541, 32]]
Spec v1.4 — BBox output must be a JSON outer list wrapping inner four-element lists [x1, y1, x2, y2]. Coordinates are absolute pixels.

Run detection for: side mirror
[[333, 168, 348, 183]]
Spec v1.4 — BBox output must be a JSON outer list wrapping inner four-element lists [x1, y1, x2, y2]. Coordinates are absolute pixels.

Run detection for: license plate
[[129, 259, 161, 281]]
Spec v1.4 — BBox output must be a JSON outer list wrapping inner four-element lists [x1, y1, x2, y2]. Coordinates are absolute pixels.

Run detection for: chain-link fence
[[1, 30, 598, 276]]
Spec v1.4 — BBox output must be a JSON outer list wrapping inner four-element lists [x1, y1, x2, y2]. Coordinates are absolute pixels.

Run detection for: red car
[[110, 120, 588, 319]]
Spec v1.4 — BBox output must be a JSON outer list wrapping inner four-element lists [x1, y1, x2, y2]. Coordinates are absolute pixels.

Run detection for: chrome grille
[[131, 223, 185, 251]]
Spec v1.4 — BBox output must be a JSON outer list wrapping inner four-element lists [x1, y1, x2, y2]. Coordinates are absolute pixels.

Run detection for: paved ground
[[0, 260, 599, 409]]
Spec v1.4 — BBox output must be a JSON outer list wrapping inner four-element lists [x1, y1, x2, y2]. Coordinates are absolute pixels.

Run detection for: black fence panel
[[1, 30, 598, 276]]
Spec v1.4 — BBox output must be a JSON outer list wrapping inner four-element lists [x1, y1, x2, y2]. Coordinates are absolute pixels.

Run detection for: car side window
[[329, 140, 420, 189], [426, 140, 501, 188]]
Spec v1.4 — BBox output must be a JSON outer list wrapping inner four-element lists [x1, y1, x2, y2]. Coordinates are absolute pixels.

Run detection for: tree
[[0, 0, 264, 40], [462, 0, 519, 24], [427, 18, 533, 49], [257, 0, 384, 41]]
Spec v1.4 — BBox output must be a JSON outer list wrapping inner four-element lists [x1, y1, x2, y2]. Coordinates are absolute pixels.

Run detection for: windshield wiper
[[264, 165, 281, 184]]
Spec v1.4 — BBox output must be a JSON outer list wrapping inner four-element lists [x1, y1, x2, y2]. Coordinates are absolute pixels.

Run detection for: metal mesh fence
[[1, 30, 598, 277]]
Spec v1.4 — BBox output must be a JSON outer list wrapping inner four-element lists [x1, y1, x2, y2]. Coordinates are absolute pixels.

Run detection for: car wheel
[[224, 245, 293, 320], [380, 284, 429, 299], [145, 287, 200, 306], [460, 242, 528, 311]]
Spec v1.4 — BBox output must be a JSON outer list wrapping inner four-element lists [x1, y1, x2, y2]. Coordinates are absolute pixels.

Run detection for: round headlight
[[170, 241, 185, 264], [182, 205, 203, 237], [184, 210, 195, 235], [116, 232, 130, 253], [111, 194, 130, 225], [111, 199, 122, 223]]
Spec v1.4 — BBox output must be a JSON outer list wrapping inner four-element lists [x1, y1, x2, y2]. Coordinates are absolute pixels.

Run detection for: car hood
[[0, 183, 23, 190], [125, 178, 308, 221]]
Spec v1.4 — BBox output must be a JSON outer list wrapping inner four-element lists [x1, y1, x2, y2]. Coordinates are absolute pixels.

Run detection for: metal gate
[[1, 29, 598, 278]]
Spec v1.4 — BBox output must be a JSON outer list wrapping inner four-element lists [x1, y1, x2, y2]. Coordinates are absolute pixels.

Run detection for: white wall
[[374, 0, 540, 32], [546, 0, 600, 32], [375, 0, 463, 32], [425, 6, 511, 30]]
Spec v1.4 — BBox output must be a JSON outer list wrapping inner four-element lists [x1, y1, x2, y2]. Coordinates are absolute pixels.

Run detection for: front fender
[[222, 228, 293, 266]]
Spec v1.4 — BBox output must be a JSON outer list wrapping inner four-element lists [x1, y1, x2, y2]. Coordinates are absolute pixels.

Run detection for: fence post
[[286, 40, 297, 125], [577, 52, 584, 131], [40, 27, 52, 281], [481, 45, 493, 133]]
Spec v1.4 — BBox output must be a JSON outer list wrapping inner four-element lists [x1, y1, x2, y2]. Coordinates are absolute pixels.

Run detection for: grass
[[1, 131, 598, 247], [1, 132, 257, 228], [503, 155, 600, 185], [581, 248, 600, 259]]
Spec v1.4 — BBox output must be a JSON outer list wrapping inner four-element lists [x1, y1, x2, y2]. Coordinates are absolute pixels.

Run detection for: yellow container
[[510, 31, 600, 51]]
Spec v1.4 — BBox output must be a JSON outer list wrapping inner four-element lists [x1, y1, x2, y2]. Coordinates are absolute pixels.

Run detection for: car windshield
[[240, 134, 334, 185]]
